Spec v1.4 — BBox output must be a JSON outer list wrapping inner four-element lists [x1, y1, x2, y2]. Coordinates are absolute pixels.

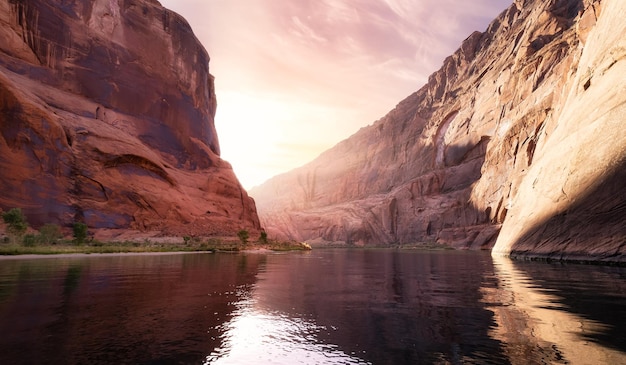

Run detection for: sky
[[159, 0, 512, 190]]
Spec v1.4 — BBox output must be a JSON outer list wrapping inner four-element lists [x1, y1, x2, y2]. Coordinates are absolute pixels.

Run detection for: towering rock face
[[488, 0, 626, 261], [252, 0, 625, 260], [0, 0, 260, 236]]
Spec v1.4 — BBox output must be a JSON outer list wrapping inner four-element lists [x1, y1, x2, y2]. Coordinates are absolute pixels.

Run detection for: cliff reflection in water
[[1, 250, 626, 364], [0, 253, 266, 365], [208, 250, 626, 365], [486, 256, 626, 364], [209, 250, 509, 364]]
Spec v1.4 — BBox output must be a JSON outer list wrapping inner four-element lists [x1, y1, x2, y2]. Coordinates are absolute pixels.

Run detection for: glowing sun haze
[[159, 0, 512, 189]]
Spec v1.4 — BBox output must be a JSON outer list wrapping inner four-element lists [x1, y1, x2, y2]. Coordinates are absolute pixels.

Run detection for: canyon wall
[[252, 0, 625, 260], [0, 0, 260, 237], [488, 0, 626, 261]]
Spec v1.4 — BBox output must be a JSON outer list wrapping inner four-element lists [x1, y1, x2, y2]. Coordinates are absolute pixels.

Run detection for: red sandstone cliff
[[252, 0, 625, 261], [0, 0, 260, 236]]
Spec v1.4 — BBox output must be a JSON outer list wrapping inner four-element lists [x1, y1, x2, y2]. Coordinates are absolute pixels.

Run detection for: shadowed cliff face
[[252, 0, 624, 259], [0, 0, 260, 235]]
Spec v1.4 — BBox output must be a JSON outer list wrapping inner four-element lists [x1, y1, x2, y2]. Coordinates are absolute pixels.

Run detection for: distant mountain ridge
[[0, 0, 260, 237], [252, 0, 626, 262]]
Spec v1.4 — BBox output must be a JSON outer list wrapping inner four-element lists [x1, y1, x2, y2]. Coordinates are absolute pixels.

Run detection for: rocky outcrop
[[0, 0, 260, 236], [253, 0, 625, 259]]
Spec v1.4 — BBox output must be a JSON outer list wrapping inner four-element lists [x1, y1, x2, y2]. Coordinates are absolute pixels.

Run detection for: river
[[0, 249, 625, 364]]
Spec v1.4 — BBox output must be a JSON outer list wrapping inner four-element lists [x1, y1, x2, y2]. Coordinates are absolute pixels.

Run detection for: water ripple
[[205, 291, 371, 365]]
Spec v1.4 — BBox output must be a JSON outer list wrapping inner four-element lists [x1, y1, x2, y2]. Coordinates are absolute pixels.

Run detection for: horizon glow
[[159, 0, 512, 190]]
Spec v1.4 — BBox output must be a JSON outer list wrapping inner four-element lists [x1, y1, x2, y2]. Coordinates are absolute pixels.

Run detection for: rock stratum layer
[[0, 0, 260, 236], [252, 0, 626, 261]]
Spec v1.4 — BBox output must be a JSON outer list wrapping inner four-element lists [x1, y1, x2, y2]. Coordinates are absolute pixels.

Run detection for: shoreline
[[0, 250, 213, 260], [0, 239, 312, 258], [0, 246, 288, 260]]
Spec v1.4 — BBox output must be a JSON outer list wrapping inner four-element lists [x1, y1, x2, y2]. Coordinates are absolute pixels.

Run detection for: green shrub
[[22, 234, 37, 247], [2, 208, 28, 237], [72, 222, 88, 245], [237, 229, 249, 245], [39, 223, 63, 244], [183, 236, 191, 245], [259, 231, 268, 244]]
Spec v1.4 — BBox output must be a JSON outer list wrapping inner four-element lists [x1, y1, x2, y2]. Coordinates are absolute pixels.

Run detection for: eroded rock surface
[[489, 0, 626, 262], [253, 0, 625, 259], [0, 0, 260, 236]]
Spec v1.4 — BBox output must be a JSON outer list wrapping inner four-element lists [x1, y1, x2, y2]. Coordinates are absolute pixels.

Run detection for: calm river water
[[0, 249, 625, 364]]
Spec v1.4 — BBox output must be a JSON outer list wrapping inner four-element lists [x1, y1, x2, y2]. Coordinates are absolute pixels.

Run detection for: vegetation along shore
[[0, 208, 311, 256]]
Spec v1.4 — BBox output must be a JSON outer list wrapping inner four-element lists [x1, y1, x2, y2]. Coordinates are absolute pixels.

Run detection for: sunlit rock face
[[488, 0, 626, 262], [0, 0, 260, 236], [253, 0, 625, 258]]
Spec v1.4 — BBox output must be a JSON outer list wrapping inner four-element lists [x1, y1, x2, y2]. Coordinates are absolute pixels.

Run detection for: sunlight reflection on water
[[205, 288, 371, 365], [1, 251, 626, 364], [484, 256, 626, 365]]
